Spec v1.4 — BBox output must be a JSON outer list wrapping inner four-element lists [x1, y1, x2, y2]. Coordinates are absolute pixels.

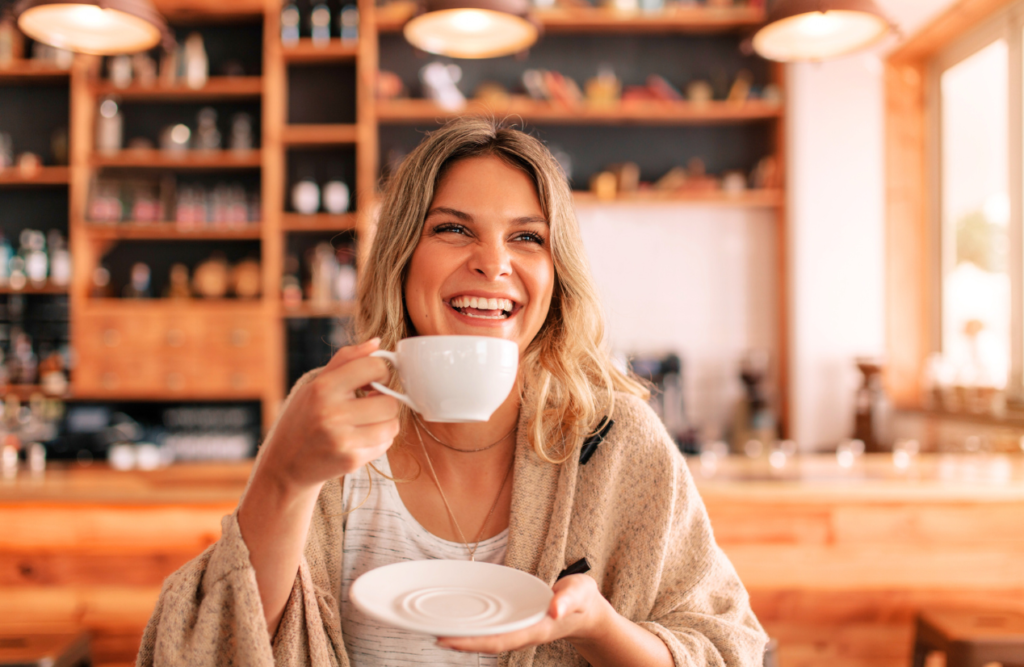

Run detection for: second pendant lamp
[[404, 0, 538, 59], [752, 0, 893, 62]]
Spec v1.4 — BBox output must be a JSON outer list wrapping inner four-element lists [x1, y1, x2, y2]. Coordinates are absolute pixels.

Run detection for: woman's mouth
[[447, 295, 518, 320]]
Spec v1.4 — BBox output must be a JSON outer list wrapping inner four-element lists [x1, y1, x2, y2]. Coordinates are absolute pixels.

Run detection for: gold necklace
[[413, 420, 514, 562], [413, 412, 517, 453]]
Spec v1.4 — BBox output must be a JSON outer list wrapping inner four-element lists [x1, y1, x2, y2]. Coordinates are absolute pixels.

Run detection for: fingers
[[341, 394, 401, 427], [320, 355, 392, 396], [342, 419, 401, 454], [323, 337, 380, 372], [437, 620, 553, 654]]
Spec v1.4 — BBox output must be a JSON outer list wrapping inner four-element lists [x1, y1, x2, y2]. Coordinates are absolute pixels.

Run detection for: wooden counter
[[694, 454, 1024, 667], [1, 455, 1022, 667]]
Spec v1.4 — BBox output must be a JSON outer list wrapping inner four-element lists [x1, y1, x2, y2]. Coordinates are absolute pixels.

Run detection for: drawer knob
[[230, 329, 250, 348], [102, 329, 121, 347], [166, 372, 185, 391], [166, 329, 185, 347], [230, 372, 247, 389], [101, 372, 118, 389]]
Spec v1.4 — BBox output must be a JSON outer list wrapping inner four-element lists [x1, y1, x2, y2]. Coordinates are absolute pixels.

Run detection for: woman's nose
[[468, 239, 512, 280]]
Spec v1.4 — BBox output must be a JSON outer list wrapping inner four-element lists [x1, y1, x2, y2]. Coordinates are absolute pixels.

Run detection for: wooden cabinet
[[73, 304, 266, 398]]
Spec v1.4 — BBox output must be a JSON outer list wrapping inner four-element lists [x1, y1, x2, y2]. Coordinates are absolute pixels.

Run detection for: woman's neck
[[395, 390, 521, 479]]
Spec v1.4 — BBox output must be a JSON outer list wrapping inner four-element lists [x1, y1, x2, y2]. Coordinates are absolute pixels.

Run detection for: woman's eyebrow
[[425, 206, 472, 221], [513, 215, 548, 225]]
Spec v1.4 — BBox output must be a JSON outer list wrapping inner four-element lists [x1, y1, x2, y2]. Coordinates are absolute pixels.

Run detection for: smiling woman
[[136, 118, 768, 667]]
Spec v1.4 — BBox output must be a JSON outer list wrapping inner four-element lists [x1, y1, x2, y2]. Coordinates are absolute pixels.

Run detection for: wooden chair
[[913, 610, 1024, 667], [0, 632, 90, 667]]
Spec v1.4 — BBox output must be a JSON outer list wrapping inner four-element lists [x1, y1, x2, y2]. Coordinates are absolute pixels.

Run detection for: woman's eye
[[433, 223, 467, 235], [514, 231, 545, 245]]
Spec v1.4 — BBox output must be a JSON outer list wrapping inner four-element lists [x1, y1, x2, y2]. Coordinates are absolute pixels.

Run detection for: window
[[931, 8, 1023, 396]]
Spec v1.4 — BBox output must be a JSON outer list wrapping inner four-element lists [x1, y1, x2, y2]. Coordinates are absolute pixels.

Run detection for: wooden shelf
[[1, 384, 69, 400], [0, 283, 69, 295], [572, 188, 784, 207], [376, 98, 782, 125], [281, 213, 358, 231], [282, 124, 359, 146], [0, 166, 70, 186], [91, 76, 263, 101], [84, 222, 262, 240], [282, 301, 356, 318], [376, 2, 766, 33], [281, 39, 358, 63], [91, 149, 262, 169], [0, 60, 70, 83]]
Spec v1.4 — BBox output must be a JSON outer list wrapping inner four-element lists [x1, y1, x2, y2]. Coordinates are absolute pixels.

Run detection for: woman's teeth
[[449, 295, 515, 319], [450, 296, 514, 311]]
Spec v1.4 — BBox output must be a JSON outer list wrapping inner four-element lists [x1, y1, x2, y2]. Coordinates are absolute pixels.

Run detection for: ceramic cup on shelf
[[323, 180, 350, 214], [370, 336, 518, 423], [292, 178, 320, 215]]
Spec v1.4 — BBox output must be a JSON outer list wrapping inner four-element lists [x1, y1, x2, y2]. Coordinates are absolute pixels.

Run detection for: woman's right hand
[[257, 337, 401, 493]]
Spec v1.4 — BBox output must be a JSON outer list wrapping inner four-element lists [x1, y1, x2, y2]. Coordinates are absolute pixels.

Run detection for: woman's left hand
[[436, 574, 611, 654]]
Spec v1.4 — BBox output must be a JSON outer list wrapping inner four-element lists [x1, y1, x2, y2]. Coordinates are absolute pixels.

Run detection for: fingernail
[[367, 337, 381, 346]]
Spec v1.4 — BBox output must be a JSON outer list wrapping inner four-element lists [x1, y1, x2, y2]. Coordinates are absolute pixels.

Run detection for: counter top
[[690, 453, 1024, 502], [1, 453, 1022, 504], [0, 461, 253, 504]]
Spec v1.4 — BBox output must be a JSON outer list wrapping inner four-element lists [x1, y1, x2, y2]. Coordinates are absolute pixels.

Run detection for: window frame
[[926, 2, 1024, 396]]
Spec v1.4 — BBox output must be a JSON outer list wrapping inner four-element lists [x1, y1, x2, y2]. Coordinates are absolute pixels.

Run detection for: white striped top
[[340, 455, 508, 667]]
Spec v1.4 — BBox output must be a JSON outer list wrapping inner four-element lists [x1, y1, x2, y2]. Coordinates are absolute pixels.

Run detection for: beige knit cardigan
[[137, 372, 767, 667]]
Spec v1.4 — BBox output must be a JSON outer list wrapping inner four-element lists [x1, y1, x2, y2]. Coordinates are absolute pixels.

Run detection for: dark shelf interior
[[99, 239, 261, 298], [285, 148, 357, 212], [378, 33, 773, 101], [0, 84, 70, 165], [287, 64, 357, 124]]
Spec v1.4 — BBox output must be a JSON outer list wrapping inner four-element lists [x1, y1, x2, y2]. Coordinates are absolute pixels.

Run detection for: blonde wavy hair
[[357, 117, 647, 463]]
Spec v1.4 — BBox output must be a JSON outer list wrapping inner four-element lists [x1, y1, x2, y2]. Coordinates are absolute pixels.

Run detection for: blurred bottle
[[339, 5, 359, 42], [311, 2, 331, 45], [183, 32, 208, 90], [123, 262, 152, 299], [731, 349, 776, 454], [853, 357, 892, 452], [281, 2, 301, 44], [95, 98, 123, 154]]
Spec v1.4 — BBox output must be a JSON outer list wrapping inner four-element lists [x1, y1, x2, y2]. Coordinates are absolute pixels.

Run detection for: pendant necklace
[[413, 412, 516, 453], [413, 419, 514, 562]]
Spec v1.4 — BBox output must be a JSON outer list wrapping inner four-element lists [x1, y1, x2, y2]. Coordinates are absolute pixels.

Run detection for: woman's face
[[404, 155, 554, 356]]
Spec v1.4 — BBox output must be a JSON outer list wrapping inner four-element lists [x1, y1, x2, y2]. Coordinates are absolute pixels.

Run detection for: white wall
[[786, 55, 888, 449], [578, 204, 777, 438]]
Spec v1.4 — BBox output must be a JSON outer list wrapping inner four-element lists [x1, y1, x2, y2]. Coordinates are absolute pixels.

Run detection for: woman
[[138, 118, 767, 666]]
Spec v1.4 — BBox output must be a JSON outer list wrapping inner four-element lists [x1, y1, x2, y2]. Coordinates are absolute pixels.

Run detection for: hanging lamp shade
[[404, 0, 538, 59], [752, 0, 893, 62], [14, 0, 170, 56]]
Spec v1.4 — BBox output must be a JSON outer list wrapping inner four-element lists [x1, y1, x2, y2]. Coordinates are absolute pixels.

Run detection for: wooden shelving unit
[[90, 149, 263, 169], [282, 301, 357, 319], [0, 60, 71, 83], [281, 124, 359, 145], [281, 213, 358, 231], [281, 39, 359, 63], [375, 1, 765, 33], [90, 76, 263, 101], [4, 0, 787, 432], [83, 222, 262, 240], [0, 166, 70, 186], [0, 283, 69, 295], [572, 188, 784, 207], [376, 98, 782, 125]]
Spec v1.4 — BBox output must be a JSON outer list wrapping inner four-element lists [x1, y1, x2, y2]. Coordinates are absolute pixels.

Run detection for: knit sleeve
[[136, 367, 347, 667], [637, 453, 767, 667]]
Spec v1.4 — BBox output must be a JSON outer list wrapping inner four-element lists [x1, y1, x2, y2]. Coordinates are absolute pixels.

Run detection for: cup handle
[[369, 350, 417, 411]]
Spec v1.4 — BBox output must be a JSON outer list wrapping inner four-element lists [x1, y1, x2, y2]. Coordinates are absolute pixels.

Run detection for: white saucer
[[349, 560, 553, 637]]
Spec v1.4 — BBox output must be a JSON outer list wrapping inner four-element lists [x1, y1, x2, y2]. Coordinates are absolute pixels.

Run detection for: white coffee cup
[[370, 336, 518, 423]]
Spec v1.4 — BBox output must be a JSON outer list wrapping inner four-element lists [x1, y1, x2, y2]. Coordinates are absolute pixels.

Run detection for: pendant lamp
[[14, 0, 170, 56], [752, 0, 893, 62], [404, 0, 538, 59]]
